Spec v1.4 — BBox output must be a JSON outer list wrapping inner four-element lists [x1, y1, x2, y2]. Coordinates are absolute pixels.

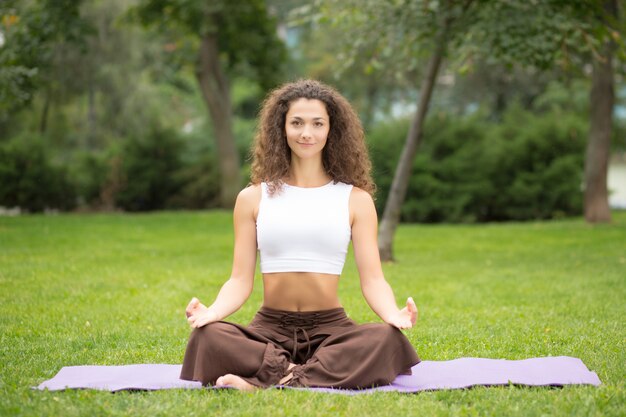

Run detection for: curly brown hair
[[250, 79, 375, 197]]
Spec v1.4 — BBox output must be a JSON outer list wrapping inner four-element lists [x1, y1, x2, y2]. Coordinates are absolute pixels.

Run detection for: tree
[[318, 0, 481, 261], [0, 0, 90, 131], [133, 0, 286, 208], [584, 0, 619, 223], [376, 14, 452, 262], [318, 0, 623, 261], [282, 3, 418, 130]]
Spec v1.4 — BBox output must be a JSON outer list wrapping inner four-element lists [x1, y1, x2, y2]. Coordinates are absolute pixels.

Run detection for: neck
[[287, 156, 330, 187]]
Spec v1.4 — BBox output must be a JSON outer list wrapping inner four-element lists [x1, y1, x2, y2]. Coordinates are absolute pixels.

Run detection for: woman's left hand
[[388, 297, 418, 330]]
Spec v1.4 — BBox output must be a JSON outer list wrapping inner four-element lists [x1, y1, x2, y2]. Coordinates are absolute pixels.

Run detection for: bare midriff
[[262, 272, 342, 311]]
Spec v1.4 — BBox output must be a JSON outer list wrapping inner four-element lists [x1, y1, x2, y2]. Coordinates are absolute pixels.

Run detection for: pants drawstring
[[292, 327, 311, 360], [279, 313, 320, 363]]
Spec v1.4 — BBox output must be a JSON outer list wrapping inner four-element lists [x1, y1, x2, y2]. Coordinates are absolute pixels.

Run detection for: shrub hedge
[[368, 106, 586, 222], [0, 135, 75, 212], [0, 106, 588, 221]]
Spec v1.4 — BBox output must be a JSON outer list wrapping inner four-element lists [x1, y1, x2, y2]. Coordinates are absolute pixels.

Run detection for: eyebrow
[[288, 116, 327, 121]]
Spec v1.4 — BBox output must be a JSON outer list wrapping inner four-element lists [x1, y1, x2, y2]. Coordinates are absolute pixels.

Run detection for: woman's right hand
[[185, 297, 220, 328]]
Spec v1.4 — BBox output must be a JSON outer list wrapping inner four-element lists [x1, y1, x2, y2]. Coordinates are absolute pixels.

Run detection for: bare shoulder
[[350, 186, 375, 207], [237, 183, 261, 203], [349, 186, 376, 224], [235, 184, 262, 219]]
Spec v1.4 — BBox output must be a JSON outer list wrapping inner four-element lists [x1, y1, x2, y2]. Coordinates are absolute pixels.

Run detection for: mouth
[[297, 142, 314, 147]]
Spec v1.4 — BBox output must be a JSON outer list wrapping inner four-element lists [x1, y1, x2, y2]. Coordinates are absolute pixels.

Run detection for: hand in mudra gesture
[[185, 297, 219, 328], [388, 297, 418, 330]]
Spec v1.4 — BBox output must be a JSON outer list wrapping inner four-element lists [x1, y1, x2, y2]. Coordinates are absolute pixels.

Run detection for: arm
[[350, 188, 418, 329], [186, 186, 259, 328]]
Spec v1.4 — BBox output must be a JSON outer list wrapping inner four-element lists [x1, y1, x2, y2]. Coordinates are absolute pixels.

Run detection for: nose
[[301, 124, 312, 139]]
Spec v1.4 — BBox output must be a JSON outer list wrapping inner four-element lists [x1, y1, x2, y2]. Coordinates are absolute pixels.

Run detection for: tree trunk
[[195, 34, 242, 208], [584, 0, 617, 223], [378, 30, 449, 262]]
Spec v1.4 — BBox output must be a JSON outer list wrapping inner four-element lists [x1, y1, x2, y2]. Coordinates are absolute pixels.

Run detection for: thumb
[[408, 297, 418, 319]]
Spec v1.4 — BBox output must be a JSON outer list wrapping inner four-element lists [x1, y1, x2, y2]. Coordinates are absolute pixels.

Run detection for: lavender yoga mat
[[35, 356, 600, 394]]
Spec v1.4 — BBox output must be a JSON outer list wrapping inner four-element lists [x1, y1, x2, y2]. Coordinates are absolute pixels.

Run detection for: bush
[[0, 104, 587, 219], [70, 150, 111, 208], [114, 128, 185, 211], [0, 135, 76, 212], [167, 152, 221, 209], [485, 107, 586, 220], [367, 106, 586, 223], [67, 124, 230, 211]]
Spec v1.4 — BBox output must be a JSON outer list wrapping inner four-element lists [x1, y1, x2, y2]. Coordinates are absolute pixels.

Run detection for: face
[[284, 98, 330, 161]]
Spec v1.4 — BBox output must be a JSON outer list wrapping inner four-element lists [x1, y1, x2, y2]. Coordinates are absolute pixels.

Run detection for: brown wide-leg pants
[[180, 307, 420, 389]]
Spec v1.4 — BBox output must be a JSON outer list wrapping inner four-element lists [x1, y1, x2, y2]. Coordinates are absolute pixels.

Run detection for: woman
[[181, 79, 419, 390]]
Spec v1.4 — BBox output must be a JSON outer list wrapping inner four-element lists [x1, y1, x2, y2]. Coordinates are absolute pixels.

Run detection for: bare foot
[[215, 374, 257, 391], [185, 297, 207, 318], [279, 363, 296, 385]]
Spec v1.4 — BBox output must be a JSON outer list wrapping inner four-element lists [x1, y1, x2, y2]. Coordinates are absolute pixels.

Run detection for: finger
[[402, 313, 414, 328], [195, 317, 210, 328], [407, 297, 418, 322], [405, 299, 415, 322], [187, 315, 196, 324], [196, 312, 217, 328], [186, 297, 199, 318], [392, 319, 408, 330], [186, 297, 199, 310]]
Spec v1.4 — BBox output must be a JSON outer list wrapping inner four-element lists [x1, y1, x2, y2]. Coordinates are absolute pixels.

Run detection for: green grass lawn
[[0, 211, 624, 416]]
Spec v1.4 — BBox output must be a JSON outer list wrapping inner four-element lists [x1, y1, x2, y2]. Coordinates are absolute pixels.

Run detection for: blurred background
[[0, 0, 624, 226]]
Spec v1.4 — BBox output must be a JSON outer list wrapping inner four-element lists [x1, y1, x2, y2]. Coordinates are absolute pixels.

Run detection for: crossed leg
[[181, 302, 419, 391], [185, 299, 284, 391], [181, 311, 295, 390]]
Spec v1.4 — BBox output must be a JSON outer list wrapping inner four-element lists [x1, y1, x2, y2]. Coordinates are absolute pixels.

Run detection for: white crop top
[[256, 181, 353, 275]]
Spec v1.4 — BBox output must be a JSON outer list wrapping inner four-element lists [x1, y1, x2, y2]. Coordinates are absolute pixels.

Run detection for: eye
[[290, 120, 302, 126], [315, 122, 325, 127]]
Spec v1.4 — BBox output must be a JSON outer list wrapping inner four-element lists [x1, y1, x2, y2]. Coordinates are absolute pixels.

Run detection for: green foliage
[[168, 152, 221, 209], [115, 128, 185, 212], [70, 149, 115, 208], [317, 0, 619, 79], [0, 134, 75, 211], [132, 0, 286, 90], [0, 0, 214, 146], [169, 127, 222, 210], [66, 127, 228, 212], [369, 105, 587, 223], [0, 0, 91, 120], [287, 2, 417, 128], [485, 106, 587, 220], [463, 0, 602, 71], [314, 0, 442, 86]]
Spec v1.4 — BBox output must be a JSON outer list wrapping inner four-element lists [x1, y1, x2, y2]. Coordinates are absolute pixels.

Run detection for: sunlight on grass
[[1, 212, 624, 416]]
